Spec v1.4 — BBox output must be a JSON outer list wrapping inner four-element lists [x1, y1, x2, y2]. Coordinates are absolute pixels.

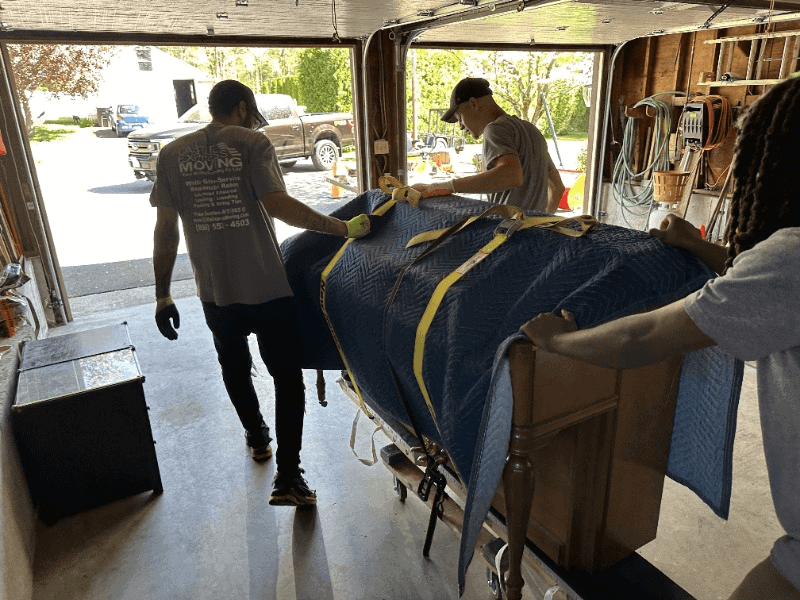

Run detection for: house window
[[136, 46, 152, 71]]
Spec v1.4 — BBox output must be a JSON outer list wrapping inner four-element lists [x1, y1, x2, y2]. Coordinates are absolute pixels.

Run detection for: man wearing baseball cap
[[151, 79, 370, 507], [412, 77, 564, 213]]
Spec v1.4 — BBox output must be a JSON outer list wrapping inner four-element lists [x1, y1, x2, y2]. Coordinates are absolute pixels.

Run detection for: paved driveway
[[29, 126, 358, 296], [30, 126, 358, 268]]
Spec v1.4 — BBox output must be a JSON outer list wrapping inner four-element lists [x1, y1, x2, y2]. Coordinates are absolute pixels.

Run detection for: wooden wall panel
[[612, 22, 800, 189]]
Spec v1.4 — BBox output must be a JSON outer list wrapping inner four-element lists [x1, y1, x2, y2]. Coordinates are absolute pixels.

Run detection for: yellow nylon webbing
[[410, 211, 596, 427], [412, 231, 512, 428], [406, 214, 596, 248]]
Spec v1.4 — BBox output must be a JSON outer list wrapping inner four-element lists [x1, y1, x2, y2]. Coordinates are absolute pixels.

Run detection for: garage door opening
[[405, 48, 597, 213], [5, 43, 359, 312]]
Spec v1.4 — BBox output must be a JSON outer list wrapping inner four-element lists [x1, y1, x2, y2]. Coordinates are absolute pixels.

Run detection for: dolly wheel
[[487, 568, 503, 599], [393, 476, 407, 501]]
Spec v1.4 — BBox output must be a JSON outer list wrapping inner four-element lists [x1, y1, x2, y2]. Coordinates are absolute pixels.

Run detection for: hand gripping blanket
[[280, 190, 742, 594]]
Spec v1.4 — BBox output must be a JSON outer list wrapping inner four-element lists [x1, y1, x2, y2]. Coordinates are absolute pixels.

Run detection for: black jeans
[[202, 296, 305, 472]]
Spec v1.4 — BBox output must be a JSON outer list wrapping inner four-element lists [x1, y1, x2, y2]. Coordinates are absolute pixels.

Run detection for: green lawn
[[547, 131, 588, 142], [29, 126, 75, 142], [44, 117, 93, 127]]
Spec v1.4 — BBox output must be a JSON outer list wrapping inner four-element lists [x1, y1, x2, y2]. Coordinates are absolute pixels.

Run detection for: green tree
[[473, 51, 558, 125], [263, 48, 300, 95], [331, 48, 353, 114], [540, 80, 588, 135], [7, 44, 112, 133], [156, 47, 354, 110], [406, 49, 465, 136], [296, 48, 351, 113]]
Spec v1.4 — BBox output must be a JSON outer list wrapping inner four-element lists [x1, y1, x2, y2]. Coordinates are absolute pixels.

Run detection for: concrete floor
[[28, 282, 784, 600]]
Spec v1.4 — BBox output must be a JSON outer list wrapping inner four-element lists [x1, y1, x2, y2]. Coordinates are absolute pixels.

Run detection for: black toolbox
[[10, 322, 162, 524]]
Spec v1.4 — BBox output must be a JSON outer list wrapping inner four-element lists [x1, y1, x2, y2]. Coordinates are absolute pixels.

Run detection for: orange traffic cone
[[330, 161, 340, 198]]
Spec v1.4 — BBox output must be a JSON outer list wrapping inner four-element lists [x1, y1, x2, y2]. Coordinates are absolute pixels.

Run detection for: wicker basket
[[652, 171, 690, 203]]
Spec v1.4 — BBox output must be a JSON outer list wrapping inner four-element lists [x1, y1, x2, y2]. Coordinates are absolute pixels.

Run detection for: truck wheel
[[312, 140, 338, 171], [435, 138, 448, 149], [279, 160, 297, 169]]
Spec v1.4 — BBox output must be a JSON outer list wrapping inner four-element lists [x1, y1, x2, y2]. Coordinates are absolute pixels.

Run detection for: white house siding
[[29, 46, 214, 125]]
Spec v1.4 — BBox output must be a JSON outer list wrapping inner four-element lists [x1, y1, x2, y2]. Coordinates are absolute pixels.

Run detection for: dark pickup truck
[[127, 93, 354, 180]]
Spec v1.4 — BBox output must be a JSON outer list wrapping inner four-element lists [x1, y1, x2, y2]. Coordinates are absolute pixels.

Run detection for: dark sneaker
[[269, 468, 317, 507], [245, 422, 273, 462]]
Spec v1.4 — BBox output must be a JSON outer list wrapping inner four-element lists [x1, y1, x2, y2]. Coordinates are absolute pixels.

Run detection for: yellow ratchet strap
[[413, 215, 521, 426], [319, 191, 397, 419], [411, 210, 597, 426], [406, 213, 597, 248], [379, 174, 422, 207]]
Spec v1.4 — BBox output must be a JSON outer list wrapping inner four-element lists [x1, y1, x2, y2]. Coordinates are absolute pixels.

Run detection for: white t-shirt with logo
[[150, 123, 293, 307], [684, 228, 800, 590]]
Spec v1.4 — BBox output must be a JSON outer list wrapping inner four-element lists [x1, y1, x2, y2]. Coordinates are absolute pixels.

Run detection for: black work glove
[[155, 296, 180, 340]]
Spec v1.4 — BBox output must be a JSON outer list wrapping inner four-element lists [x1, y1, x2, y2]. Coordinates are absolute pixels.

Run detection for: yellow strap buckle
[[494, 217, 523, 237]]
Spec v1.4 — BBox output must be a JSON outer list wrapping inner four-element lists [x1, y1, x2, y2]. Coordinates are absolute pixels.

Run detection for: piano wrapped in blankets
[[280, 187, 742, 599]]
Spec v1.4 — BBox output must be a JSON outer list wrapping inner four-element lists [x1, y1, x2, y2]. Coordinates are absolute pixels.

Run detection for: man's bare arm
[[411, 154, 523, 198], [546, 167, 565, 213], [451, 154, 523, 194], [260, 191, 347, 236], [520, 299, 716, 369], [153, 206, 180, 300], [649, 213, 729, 275]]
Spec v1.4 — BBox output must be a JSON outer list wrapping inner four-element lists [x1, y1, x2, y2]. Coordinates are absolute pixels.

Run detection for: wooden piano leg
[[503, 341, 542, 600], [503, 425, 539, 600]]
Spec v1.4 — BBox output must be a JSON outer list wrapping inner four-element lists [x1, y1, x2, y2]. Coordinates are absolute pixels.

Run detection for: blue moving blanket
[[280, 190, 742, 593]]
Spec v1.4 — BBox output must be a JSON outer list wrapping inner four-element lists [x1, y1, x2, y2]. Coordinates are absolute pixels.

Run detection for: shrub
[[577, 146, 587, 171]]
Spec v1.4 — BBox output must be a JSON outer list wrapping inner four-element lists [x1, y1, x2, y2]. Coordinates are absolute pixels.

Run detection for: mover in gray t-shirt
[[411, 77, 564, 213], [519, 75, 800, 599], [151, 80, 370, 508]]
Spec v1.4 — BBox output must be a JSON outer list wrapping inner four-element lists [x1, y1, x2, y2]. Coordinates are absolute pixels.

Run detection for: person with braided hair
[[520, 75, 800, 599]]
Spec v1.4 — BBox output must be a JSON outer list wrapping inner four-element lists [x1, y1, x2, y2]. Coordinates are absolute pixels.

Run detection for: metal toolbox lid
[[14, 348, 142, 407], [19, 323, 133, 371]]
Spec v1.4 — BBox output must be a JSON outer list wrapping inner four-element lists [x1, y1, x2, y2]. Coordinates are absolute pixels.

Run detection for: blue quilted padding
[[283, 190, 713, 478], [281, 190, 742, 592]]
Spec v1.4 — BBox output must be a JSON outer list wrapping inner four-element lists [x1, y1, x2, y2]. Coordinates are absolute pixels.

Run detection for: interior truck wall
[[597, 22, 800, 232]]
